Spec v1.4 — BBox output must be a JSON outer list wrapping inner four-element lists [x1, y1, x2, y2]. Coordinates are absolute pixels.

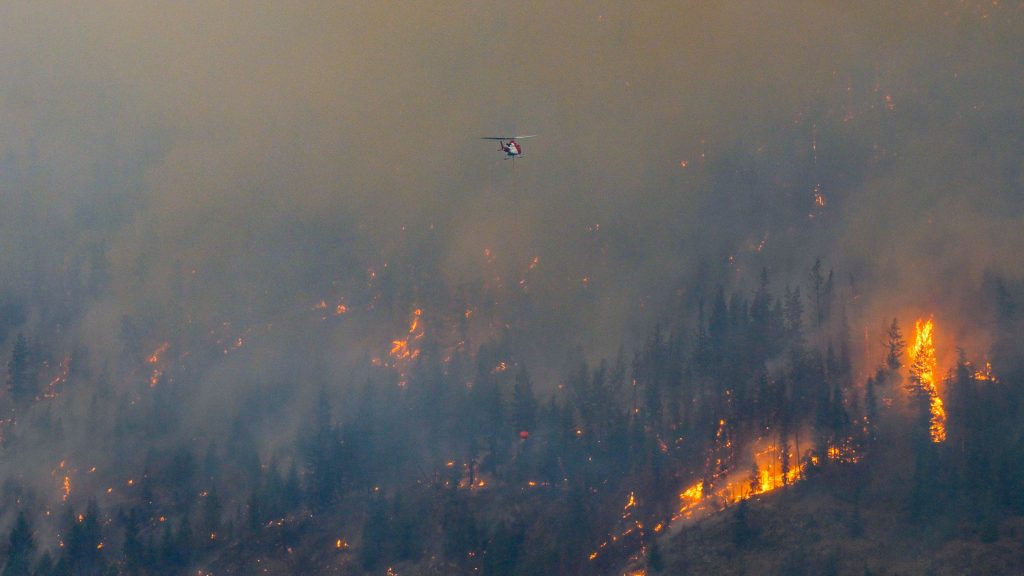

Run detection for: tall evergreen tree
[[302, 384, 339, 509], [885, 318, 905, 372], [3, 512, 34, 576], [63, 500, 104, 576], [7, 333, 35, 403]]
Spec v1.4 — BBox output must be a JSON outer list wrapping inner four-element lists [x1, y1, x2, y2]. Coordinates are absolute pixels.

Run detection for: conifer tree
[[7, 333, 35, 403], [3, 512, 34, 576], [885, 318, 905, 372]]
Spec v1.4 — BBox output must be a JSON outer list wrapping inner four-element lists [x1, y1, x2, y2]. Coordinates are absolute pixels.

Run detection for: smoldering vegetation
[[0, 2, 1023, 575]]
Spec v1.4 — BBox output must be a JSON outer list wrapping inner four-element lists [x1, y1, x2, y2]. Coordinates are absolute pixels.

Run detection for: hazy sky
[[1, 1, 1021, 375]]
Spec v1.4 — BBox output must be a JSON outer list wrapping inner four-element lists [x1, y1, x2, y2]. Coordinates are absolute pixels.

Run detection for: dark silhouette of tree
[[7, 333, 35, 403], [512, 364, 537, 435], [731, 499, 757, 547], [885, 318, 905, 372], [3, 512, 34, 576], [359, 491, 389, 571], [301, 385, 341, 509], [809, 259, 828, 330], [121, 508, 147, 574], [201, 486, 223, 547], [62, 500, 105, 576], [648, 536, 665, 573], [783, 286, 805, 356], [865, 376, 879, 444]]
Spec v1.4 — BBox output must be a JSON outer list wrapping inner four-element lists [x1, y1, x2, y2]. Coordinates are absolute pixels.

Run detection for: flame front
[[675, 439, 797, 522]]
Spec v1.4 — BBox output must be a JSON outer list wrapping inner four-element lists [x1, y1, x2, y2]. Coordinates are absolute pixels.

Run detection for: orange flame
[[974, 361, 996, 383], [384, 308, 426, 386], [908, 319, 946, 443]]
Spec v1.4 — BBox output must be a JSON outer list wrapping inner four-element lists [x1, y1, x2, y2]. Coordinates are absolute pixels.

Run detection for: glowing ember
[[908, 319, 946, 443], [813, 184, 826, 207], [147, 342, 170, 365], [383, 308, 426, 386], [147, 342, 170, 388], [43, 354, 72, 399], [63, 476, 71, 502], [974, 361, 997, 383]]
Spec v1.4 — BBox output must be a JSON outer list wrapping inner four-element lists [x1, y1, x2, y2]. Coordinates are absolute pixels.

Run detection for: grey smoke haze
[[0, 1, 1022, 409]]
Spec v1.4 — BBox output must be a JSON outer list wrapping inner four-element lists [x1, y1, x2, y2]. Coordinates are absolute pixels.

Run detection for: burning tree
[[906, 319, 946, 443]]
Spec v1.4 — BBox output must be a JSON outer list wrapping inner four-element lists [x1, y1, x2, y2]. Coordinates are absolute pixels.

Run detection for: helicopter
[[481, 135, 536, 159]]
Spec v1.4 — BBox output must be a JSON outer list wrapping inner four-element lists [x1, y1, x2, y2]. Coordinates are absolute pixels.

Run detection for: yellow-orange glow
[[671, 432, 860, 528], [62, 476, 71, 502], [814, 183, 826, 207], [975, 361, 997, 383], [147, 342, 170, 388], [386, 308, 426, 386], [908, 319, 946, 443], [146, 342, 170, 365]]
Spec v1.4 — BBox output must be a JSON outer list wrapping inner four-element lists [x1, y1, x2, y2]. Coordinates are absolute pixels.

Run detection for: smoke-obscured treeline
[[2, 252, 1024, 574]]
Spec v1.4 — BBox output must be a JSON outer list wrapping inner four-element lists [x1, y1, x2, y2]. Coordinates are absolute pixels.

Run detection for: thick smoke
[[0, 0, 1022, 509]]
